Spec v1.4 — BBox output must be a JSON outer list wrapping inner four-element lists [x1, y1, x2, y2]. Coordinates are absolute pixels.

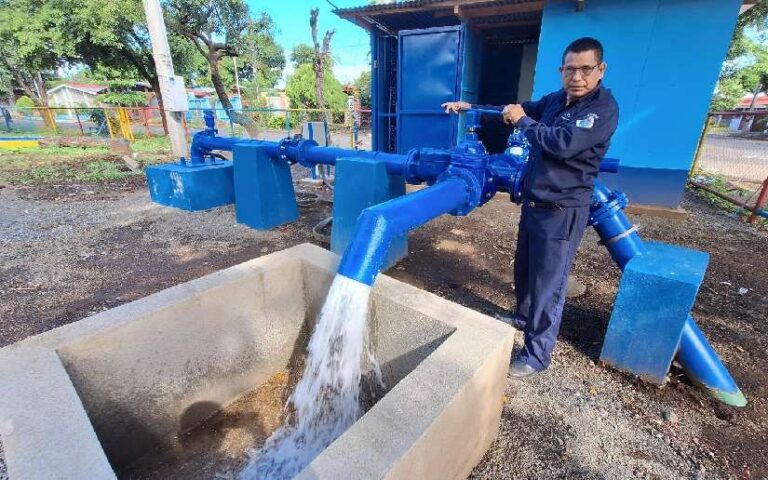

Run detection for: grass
[[688, 171, 768, 228], [131, 136, 171, 153], [0, 143, 138, 185]]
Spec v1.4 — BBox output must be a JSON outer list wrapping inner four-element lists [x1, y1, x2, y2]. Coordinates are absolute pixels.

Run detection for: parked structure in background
[[46, 83, 107, 110], [334, 0, 759, 208]]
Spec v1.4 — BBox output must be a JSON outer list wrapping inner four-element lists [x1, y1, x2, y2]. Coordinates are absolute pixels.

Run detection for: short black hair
[[562, 37, 604, 64]]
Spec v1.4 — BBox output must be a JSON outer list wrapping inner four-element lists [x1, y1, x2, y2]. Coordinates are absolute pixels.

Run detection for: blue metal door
[[397, 26, 463, 153]]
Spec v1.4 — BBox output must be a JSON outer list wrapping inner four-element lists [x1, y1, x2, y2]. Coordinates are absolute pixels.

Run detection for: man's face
[[560, 50, 606, 99]]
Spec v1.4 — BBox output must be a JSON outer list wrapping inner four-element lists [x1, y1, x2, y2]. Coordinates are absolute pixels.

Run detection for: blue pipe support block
[[600, 241, 709, 384], [232, 143, 298, 229], [337, 178, 470, 286], [679, 317, 748, 406], [331, 157, 408, 272], [146, 161, 234, 211]]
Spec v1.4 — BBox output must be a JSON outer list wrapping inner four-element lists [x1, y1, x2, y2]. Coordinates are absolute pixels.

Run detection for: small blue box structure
[[331, 157, 408, 270], [233, 143, 298, 229], [600, 241, 709, 384], [146, 162, 234, 211]]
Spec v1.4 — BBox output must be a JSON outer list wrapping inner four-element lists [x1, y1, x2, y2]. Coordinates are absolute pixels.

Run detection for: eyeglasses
[[559, 65, 600, 78]]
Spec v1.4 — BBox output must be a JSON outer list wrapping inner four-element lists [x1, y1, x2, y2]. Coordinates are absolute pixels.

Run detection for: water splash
[[240, 275, 382, 480]]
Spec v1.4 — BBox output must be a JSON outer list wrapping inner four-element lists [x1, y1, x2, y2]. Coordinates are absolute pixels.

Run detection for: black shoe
[[509, 359, 539, 378]]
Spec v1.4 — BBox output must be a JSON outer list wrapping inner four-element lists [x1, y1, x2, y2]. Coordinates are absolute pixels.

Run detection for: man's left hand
[[502, 104, 526, 125]]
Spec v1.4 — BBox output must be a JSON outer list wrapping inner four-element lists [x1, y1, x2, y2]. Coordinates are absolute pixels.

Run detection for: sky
[[246, 0, 372, 86]]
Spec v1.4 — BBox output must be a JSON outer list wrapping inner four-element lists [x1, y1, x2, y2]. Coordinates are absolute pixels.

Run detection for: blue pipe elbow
[[679, 316, 747, 407], [337, 178, 470, 285]]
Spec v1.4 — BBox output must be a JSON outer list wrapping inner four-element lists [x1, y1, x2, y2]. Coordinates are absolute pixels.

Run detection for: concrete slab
[[0, 244, 514, 479]]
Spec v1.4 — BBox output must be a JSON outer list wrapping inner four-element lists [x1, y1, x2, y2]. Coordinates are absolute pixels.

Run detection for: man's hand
[[502, 104, 526, 125], [441, 101, 471, 114]]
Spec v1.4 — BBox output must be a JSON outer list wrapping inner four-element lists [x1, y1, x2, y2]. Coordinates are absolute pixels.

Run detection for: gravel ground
[[0, 177, 766, 479]]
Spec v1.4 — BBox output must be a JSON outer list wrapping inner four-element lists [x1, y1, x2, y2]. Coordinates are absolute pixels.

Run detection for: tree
[[290, 43, 334, 69], [165, 0, 283, 136], [0, 0, 75, 111], [711, 77, 746, 111], [60, 0, 204, 133], [712, 2, 768, 112], [291, 44, 316, 68], [738, 42, 768, 109], [310, 8, 335, 123], [354, 70, 371, 110], [285, 63, 346, 113]]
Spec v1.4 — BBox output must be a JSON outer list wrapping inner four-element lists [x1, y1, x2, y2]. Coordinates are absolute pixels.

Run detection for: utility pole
[[143, 0, 188, 159]]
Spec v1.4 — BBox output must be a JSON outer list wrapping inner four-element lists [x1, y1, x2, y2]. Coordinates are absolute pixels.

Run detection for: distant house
[[263, 92, 289, 114], [47, 83, 107, 110], [736, 93, 768, 110]]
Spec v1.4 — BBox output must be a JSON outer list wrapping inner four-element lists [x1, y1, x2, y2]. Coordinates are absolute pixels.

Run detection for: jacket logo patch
[[576, 113, 599, 129]]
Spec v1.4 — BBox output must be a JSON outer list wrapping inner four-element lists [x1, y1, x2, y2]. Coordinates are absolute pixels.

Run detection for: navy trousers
[[514, 203, 590, 371]]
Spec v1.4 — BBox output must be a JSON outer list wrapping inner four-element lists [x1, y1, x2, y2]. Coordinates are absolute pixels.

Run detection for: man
[[1, 106, 11, 133], [442, 37, 619, 377]]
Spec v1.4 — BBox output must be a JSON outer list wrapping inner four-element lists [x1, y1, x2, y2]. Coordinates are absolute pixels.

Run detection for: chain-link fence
[[694, 113, 768, 188], [0, 105, 373, 150], [690, 112, 768, 223]]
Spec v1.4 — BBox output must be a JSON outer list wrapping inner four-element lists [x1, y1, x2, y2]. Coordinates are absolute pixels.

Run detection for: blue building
[[335, 0, 757, 207]]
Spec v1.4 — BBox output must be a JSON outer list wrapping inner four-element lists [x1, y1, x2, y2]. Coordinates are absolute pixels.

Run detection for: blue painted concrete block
[[331, 157, 408, 270], [146, 161, 234, 211], [600, 241, 709, 384], [233, 143, 298, 229]]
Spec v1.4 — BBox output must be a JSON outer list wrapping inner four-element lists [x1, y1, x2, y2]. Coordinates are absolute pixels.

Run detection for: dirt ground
[[1, 173, 766, 479]]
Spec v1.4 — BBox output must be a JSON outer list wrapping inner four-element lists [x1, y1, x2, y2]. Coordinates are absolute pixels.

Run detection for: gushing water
[[239, 275, 382, 480]]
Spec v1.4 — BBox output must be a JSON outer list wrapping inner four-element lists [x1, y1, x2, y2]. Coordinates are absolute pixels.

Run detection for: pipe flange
[[278, 137, 294, 164], [403, 149, 421, 184], [437, 168, 481, 216], [295, 138, 318, 168], [511, 162, 528, 204]]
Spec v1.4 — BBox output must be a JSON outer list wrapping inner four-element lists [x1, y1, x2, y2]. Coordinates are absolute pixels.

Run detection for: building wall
[[533, 0, 741, 207], [517, 43, 538, 103]]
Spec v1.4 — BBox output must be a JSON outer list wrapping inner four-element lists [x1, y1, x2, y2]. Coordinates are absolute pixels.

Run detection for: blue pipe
[[590, 181, 646, 268], [590, 180, 747, 407], [337, 178, 470, 285], [679, 318, 747, 406]]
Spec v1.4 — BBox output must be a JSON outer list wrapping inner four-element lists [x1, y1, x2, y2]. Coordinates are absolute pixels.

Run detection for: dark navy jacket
[[479, 84, 619, 207]]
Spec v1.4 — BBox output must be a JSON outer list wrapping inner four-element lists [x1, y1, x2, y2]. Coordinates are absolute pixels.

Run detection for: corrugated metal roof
[[335, 0, 543, 38], [334, 0, 534, 16]]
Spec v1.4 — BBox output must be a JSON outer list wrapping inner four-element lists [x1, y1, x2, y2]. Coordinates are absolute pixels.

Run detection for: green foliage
[[0, 0, 76, 104], [354, 70, 372, 109], [711, 77, 746, 111], [289, 43, 333, 69], [99, 91, 148, 107], [15, 96, 34, 110], [285, 64, 346, 112], [715, 4, 768, 110], [291, 44, 315, 68], [265, 114, 288, 130]]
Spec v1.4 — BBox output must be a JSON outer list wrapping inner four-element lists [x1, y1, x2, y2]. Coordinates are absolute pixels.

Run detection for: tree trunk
[[743, 87, 762, 131], [148, 76, 169, 135], [32, 72, 58, 131], [209, 55, 259, 137], [749, 88, 761, 110], [310, 8, 335, 125]]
